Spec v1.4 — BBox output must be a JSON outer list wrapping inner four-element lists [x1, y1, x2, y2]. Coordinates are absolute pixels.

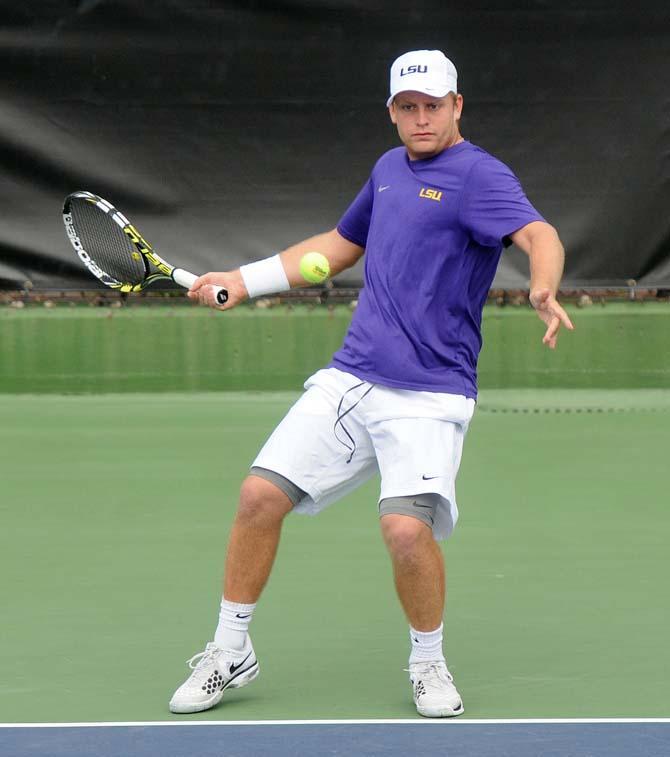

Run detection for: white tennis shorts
[[252, 367, 475, 540]]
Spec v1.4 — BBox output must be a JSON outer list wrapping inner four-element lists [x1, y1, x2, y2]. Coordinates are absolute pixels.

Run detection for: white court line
[[0, 719, 669, 728]]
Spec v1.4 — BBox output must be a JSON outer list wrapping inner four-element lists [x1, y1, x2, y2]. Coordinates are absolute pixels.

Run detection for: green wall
[[1, 303, 668, 393]]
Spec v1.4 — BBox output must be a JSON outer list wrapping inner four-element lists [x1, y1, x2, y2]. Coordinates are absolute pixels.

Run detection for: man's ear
[[453, 93, 464, 120], [388, 103, 397, 125]]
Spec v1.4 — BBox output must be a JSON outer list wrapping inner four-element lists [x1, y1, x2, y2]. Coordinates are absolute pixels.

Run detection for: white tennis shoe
[[169, 639, 259, 714], [408, 660, 464, 718]]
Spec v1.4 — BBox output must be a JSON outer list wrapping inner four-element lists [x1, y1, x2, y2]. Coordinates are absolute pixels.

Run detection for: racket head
[[63, 191, 174, 292]]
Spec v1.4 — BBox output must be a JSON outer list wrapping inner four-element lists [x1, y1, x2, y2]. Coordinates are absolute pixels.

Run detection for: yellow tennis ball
[[299, 252, 330, 284]]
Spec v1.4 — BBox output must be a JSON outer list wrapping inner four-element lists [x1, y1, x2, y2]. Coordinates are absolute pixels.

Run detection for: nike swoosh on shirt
[[378, 185, 391, 192], [422, 474, 441, 480]]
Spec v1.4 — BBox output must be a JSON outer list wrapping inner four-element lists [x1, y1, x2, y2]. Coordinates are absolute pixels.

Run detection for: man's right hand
[[188, 270, 249, 310]]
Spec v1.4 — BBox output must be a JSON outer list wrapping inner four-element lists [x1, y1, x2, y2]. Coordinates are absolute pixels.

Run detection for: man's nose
[[415, 107, 429, 125]]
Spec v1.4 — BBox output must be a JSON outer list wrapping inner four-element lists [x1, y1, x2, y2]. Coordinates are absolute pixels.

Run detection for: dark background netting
[[1, 1, 669, 290]]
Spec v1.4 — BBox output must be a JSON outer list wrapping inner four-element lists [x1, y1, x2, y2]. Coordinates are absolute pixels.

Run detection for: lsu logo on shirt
[[419, 188, 442, 202]]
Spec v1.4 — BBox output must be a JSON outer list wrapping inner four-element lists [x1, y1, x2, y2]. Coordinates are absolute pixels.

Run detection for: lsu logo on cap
[[419, 188, 442, 202], [400, 64, 428, 76]]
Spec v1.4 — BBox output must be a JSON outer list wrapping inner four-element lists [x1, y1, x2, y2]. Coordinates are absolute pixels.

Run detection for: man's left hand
[[529, 289, 574, 349]]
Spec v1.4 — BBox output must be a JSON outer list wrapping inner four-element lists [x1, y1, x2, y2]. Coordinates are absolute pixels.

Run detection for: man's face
[[389, 91, 464, 160]]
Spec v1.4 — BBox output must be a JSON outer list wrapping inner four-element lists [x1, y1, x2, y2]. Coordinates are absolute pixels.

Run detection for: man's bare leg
[[380, 513, 463, 717], [169, 474, 292, 713], [223, 474, 294, 602], [379, 513, 445, 629]]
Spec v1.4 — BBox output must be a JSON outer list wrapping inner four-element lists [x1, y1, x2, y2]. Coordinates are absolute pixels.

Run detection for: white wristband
[[239, 254, 290, 298]]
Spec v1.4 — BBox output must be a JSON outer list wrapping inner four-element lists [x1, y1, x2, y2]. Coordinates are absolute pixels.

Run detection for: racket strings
[[69, 198, 146, 285]]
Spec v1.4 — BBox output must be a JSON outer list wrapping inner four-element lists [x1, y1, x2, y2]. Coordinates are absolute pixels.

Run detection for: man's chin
[[407, 142, 440, 159]]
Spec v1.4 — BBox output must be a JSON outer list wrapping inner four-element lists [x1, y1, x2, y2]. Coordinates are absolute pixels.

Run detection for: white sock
[[213, 598, 256, 651], [409, 623, 446, 664]]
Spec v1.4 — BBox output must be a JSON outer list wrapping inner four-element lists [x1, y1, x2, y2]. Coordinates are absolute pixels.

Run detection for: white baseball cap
[[386, 49, 458, 107]]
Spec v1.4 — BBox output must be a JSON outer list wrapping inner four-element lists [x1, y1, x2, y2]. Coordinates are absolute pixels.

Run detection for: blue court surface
[[2, 720, 669, 757]]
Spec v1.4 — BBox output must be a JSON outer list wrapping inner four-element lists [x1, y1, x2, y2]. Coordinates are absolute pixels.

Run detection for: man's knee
[[379, 493, 439, 535], [237, 474, 294, 526], [380, 511, 433, 559]]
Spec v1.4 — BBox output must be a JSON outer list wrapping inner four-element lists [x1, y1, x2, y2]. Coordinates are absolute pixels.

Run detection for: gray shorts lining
[[378, 493, 440, 529], [249, 466, 306, 508]]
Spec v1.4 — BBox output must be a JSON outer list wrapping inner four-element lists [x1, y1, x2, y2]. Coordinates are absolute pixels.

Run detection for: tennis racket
[[62, 191, 228, 304]]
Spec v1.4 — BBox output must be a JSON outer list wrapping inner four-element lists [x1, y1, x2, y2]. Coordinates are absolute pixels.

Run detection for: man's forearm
[[234, 228, 364, 300], [528, 225, 565, 296], [239, 233, 334, 298], [279, 229, 364, 285]]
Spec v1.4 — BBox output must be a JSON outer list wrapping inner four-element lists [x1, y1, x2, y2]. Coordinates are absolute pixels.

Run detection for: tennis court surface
[[1, 387, 669, 754], [2, 721, 670, 757]]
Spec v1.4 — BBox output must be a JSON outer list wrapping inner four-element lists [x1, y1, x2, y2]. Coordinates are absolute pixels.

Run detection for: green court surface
[[1, 390, 668, 722]]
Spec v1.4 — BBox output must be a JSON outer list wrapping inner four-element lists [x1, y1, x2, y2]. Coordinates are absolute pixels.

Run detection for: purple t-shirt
[[331, 141, 544, 398]]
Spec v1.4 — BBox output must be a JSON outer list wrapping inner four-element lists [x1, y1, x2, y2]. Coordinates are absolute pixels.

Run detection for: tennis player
[[169, 49, 573, 717]]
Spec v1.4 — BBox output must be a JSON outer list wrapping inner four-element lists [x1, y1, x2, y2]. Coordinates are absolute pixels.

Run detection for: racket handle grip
[[173, 268, 228, 306]]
